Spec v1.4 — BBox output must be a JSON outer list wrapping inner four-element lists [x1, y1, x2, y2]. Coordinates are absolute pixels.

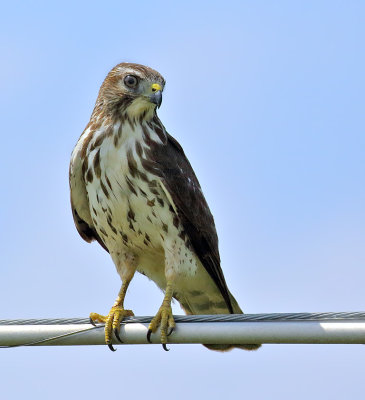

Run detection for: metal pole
[[1, 318, 365, 347]]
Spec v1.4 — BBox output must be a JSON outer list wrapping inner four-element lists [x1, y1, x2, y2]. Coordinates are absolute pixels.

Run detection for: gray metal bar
[[1, 320, 365, 347]]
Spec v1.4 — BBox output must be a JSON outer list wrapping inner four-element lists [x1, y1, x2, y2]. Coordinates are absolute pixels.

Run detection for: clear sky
[[1, 1, 364, 399]]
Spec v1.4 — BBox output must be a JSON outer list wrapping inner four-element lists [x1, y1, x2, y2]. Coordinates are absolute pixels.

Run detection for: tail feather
[[177, 291, 261, 352]]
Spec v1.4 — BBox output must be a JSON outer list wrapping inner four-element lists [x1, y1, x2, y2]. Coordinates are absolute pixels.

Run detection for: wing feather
[[145, 126, 233, 313]]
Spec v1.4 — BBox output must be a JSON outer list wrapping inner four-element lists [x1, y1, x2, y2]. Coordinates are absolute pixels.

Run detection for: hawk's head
[[96, 63, 165, 121]]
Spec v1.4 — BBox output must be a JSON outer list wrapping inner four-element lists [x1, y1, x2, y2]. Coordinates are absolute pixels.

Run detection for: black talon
[[162, 344, 170, 352], [108, 343, 117, 352], [89, 317, 96, 326], [114, 328, 123, 343], [167, 327, 175, 337], [147, 329, 152, 343]]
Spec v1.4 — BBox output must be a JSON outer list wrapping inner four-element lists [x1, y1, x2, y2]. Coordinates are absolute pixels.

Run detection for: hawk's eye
[[124, 75, 139, 88]]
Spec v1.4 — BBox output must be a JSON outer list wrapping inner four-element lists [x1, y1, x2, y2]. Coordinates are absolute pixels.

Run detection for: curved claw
[[89, 317, 97, 327], [147, 329, 153, 343], [114, 328, 123, 343], [162, 344, 170, 352], [167, 327, 175, 337], [108, 343, 117, 352]]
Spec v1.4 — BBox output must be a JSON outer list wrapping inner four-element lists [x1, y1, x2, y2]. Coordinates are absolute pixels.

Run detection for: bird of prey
[[69, 63, 260, 352]]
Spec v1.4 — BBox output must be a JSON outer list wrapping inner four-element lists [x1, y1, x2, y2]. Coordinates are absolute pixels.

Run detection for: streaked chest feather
[[83, 121, 178, 254]]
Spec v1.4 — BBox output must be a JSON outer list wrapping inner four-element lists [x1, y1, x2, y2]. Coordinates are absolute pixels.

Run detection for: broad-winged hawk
[[69, 63, 260, 352]]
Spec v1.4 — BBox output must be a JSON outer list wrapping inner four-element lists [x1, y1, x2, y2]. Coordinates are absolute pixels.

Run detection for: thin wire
[[0, 325, 104, 349]]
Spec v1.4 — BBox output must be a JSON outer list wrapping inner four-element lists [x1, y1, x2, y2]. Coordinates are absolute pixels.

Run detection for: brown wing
[[144, 124, 233, 313], [71, 205, 109, 253]]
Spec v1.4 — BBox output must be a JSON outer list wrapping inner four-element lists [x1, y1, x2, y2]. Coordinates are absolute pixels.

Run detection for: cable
[[1, 311, 365, 326]]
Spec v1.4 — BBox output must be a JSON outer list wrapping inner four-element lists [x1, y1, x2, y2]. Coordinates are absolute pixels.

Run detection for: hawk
[[69, 63, 260, 352]]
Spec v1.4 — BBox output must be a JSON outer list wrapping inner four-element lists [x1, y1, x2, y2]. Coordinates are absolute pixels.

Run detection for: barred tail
[[177, 290, 261, 352]]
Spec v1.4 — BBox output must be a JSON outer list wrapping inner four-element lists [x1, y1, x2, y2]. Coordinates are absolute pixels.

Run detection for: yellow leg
[[147, 280, 176, 351], [89, 278, 134, 351]]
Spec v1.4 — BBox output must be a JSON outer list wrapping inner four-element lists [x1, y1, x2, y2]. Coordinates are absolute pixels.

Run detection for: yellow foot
[[147, 304, 176, 351], [89, 307, 134, 351]]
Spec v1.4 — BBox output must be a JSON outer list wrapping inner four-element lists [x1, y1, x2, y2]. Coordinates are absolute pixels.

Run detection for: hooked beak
[[150, 83, 163, 108], [150, 90, 162, 108]]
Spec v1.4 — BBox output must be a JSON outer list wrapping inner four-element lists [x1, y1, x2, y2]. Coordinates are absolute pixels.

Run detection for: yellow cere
[[151, 83, 162, 92]]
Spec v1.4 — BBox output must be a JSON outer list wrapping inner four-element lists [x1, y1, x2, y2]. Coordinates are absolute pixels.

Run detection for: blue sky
[[1, 1, 364, 399]]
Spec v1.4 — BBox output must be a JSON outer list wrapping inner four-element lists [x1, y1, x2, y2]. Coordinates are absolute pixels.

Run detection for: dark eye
[[124, 75, 139, 88]]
